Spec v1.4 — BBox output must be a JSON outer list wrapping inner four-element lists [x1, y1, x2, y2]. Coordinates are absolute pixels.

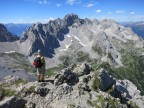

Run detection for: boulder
[[73, 63, 92, 76], [0, 96, 26, 108], [115, 80, 144, 107], [99, 68, 116, 91], [35, 86, 50, 97], [54, 68, 79, 86]]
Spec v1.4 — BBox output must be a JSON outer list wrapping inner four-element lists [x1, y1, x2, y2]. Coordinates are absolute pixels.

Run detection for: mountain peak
[[63, 13, 80, 26], [64, 13, 79, 19]]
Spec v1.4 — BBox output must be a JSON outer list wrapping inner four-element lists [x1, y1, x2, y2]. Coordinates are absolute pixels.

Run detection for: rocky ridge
[[0, 63, 143, 108]]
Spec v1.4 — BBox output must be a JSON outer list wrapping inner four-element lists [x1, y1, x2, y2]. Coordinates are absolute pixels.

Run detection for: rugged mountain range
[[120, 21, 144, 38], [0, 24, 19, 42], [19, 13, 143, 67], [5, 23, 32, 37], [19, 14, 93, 57]]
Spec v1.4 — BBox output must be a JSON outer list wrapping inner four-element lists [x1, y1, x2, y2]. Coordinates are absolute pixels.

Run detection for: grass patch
[[0, 88, 16, 97], [96, 95, 105, 107], [94, 95, 120, 108], [92, 72, 100, 91], [15, 79, 28, 86], [22, 86, 36, 94], [46, 66, 64, 77], [92, 46, 103, 55], [76, 51, 90, 62]]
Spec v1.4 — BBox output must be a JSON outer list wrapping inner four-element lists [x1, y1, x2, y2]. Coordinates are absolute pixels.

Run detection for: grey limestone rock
[[0, 96, 27, 108], [25, 101, 36, 108], [54, 68, 79, 86], [99, 68, 116, 91]]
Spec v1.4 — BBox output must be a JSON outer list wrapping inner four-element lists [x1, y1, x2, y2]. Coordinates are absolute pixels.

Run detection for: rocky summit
[[0, 63, 143, 108]]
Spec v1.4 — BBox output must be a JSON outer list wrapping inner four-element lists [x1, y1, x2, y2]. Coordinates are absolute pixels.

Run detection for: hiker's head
[[37, 50, 41, 55]]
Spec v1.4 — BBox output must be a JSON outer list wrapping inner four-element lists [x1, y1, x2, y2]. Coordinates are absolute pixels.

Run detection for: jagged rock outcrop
[[73, 63, 92, 76], [54, 68, 79, 86], [0, 24, 19, 42], [113, 80, 144, 107], [0, 96, 26, 108], [99, 68, 116, 91]]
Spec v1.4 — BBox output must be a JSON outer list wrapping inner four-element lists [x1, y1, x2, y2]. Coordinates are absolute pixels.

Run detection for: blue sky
[[0, 0, 144, 23]]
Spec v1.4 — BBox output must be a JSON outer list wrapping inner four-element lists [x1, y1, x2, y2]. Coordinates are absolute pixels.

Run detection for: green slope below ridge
[[97, 48, 144, 95]]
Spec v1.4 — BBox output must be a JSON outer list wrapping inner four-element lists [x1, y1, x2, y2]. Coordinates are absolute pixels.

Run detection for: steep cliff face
[[0, 24, 19, 42]]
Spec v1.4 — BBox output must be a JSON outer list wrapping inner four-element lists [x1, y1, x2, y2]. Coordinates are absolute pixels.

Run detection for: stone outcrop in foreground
[[0, 63, 143, 108]]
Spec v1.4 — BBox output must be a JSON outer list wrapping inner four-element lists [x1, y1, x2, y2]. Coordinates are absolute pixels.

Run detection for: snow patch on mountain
[[59, 44, 71, 51], [4, 51, 16, 54]]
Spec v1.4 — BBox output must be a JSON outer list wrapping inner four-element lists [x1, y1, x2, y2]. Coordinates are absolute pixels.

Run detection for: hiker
[[33, 50, 46, 82]]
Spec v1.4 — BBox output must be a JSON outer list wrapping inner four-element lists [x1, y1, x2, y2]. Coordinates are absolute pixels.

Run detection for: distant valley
[[5, 23, 32, 37]]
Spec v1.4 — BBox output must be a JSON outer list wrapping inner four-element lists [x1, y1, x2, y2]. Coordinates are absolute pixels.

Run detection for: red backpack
[[32, 57, 43, 68]]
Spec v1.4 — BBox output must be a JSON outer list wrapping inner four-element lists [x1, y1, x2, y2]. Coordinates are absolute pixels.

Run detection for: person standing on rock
[[33, 50, 46, 82]]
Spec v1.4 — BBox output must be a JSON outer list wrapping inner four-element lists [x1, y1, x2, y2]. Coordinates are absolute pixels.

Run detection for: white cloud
[[66, 0, 81, 5], [56, 3, 62, 7], [24, 0, 49, 4], [130, 12, 135, 15], [26, 17, 30, 19], [96, 10, 102, 13], [85, 3, 95, 7], [108, 12, 112, 14], [38, 0, 48, 4], [116, 10, 124, 14]]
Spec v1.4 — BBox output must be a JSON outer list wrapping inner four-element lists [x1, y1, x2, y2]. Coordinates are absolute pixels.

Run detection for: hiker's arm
[[41, 57, 45, 65]]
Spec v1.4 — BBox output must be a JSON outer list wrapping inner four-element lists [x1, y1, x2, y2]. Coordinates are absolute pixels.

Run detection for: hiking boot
[[41, 80, 45, 82], [38, 80, 41, 82]]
